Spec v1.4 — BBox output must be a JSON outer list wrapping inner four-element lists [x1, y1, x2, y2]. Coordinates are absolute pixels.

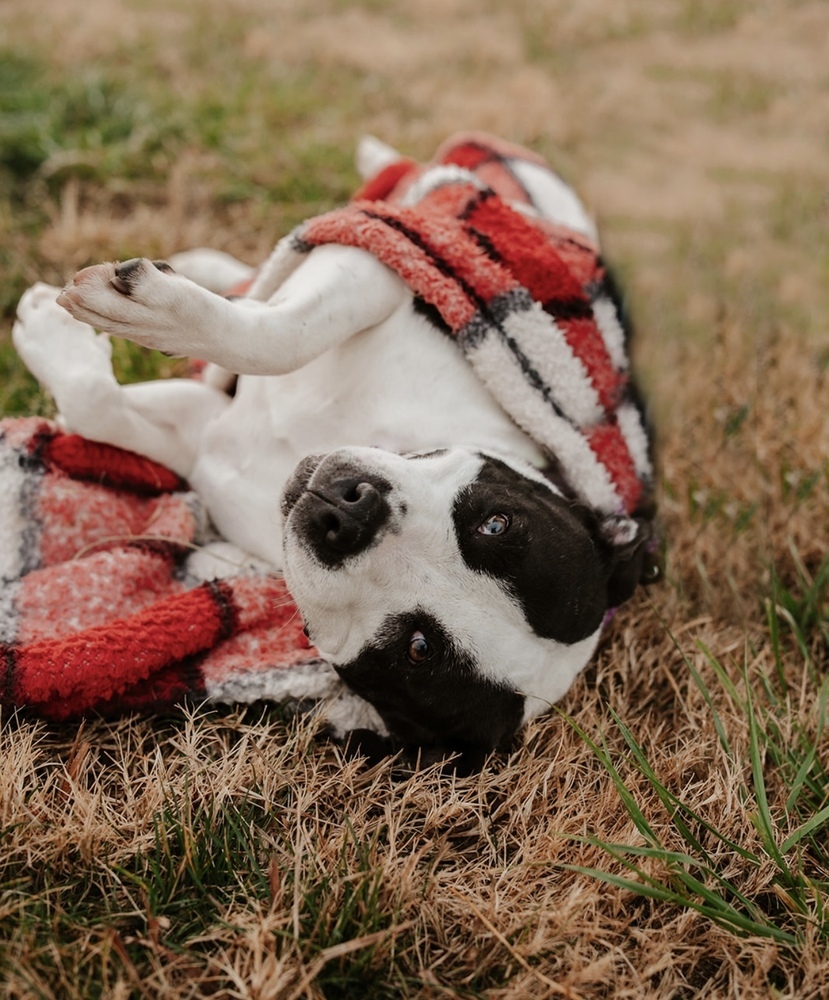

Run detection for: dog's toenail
[[152, 260, 175, 274]]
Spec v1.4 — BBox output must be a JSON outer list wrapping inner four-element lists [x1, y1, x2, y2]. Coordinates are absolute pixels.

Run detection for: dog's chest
[[189, 303, 544, 565]]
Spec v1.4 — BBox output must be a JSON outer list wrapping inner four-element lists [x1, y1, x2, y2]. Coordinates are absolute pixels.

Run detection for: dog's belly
[[189, 306, 545, 565]]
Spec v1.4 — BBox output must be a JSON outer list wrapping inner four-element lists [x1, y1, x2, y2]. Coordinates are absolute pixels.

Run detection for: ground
[[0, 1, 827, 997]]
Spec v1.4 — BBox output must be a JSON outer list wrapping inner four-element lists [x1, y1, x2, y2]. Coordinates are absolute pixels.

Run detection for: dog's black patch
[[453, 457, 645, 644], [334, 609, 525, 753]]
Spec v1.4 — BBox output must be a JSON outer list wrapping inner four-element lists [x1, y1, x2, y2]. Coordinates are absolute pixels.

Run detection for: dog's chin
[[280, 453, 326, 518]]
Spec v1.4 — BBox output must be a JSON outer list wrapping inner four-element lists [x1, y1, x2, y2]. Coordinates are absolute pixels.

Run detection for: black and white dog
[[13, 134, 657, 759]]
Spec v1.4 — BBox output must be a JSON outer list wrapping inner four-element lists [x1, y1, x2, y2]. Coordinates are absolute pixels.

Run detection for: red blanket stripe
[[466, 194, 584, 301], [374, 201, 518, 304], [438, 135, 549, 173], [585, 423, 642, 513], [433, 136, 549, 210], [464, 195, 625, 413], [35, 656, 205, 721], [41, 433, 186, 495], [352, 157, 418, 202], [6, 580, 236, 710]]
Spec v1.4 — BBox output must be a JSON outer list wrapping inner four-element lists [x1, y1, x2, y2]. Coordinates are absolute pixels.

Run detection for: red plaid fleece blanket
[[0, 418, 326, 720], [2, 133, 652, 721]]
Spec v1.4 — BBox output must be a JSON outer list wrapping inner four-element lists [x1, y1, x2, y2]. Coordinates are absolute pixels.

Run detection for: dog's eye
[[477, 513, 510, 535], [407, 631, 431, 664]]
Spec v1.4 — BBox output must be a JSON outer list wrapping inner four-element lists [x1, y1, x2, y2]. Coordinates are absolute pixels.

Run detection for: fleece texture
[[1, 133, 652, 720], [0, 418, 336, 720]]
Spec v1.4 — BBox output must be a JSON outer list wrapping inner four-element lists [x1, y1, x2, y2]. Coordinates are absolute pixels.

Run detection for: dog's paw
[[16, 282, 74, 329], [57, 258, 191, 348], [13, 282, 113, 391]]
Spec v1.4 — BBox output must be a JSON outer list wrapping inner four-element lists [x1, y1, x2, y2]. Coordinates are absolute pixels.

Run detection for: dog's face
[[281, 447, 649, 755]]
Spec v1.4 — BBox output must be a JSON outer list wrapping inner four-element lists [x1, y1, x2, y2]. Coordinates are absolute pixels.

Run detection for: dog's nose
[[298, 472, 391, 565]]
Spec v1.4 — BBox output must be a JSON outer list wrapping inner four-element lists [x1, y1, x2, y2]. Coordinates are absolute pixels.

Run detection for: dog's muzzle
[[283, 457, 393, 567]]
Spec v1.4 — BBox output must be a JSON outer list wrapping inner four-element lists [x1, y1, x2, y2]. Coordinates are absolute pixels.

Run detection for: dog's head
[[281, 447, 654, 758]]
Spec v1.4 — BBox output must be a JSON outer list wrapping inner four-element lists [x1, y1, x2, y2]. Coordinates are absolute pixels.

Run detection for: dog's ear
[[600, 514, 661, 608]]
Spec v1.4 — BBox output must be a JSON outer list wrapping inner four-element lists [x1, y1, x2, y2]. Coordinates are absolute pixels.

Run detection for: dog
[[13, 133, 658, 760]]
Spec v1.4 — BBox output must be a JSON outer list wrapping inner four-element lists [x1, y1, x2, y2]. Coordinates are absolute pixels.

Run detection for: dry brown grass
[[1, 0, 827, 996]]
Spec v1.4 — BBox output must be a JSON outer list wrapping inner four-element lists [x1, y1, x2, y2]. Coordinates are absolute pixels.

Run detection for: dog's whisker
[[70, 534, 260, 572]]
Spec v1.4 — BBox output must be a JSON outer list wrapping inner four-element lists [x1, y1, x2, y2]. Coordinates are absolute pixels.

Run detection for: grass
[[1, 0, 828, 996], [559, 608, 829, 952], [0, 41, 358, 409]]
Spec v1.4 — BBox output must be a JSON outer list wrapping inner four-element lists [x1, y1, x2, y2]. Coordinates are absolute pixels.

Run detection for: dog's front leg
[[58, 246, 408, 374]]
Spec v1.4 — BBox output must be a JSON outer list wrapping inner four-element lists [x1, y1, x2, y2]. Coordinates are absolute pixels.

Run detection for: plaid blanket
[[2, 133, 653, 721], [0, 418, 333, 720]]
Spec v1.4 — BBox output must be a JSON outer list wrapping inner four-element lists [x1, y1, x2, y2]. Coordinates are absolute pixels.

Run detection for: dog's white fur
[[12, 137, 629, 746]]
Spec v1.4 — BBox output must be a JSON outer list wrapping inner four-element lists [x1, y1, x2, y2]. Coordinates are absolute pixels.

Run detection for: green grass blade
[[560, 835, 700, 868], [559, 864, 798, 945], [650, 612, 738, 757], [557, 710, 662, 847], [696, 640, 744, 707], [684, 645, 734, 757], [780, 803, 829, 854], [607, 708, 760, 864], [743, 669, 797, 892], [784, 744, 820, 817], [785, 677, 829, 814], [610, 708, 715, 861], [567, 833, 769, 926]]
